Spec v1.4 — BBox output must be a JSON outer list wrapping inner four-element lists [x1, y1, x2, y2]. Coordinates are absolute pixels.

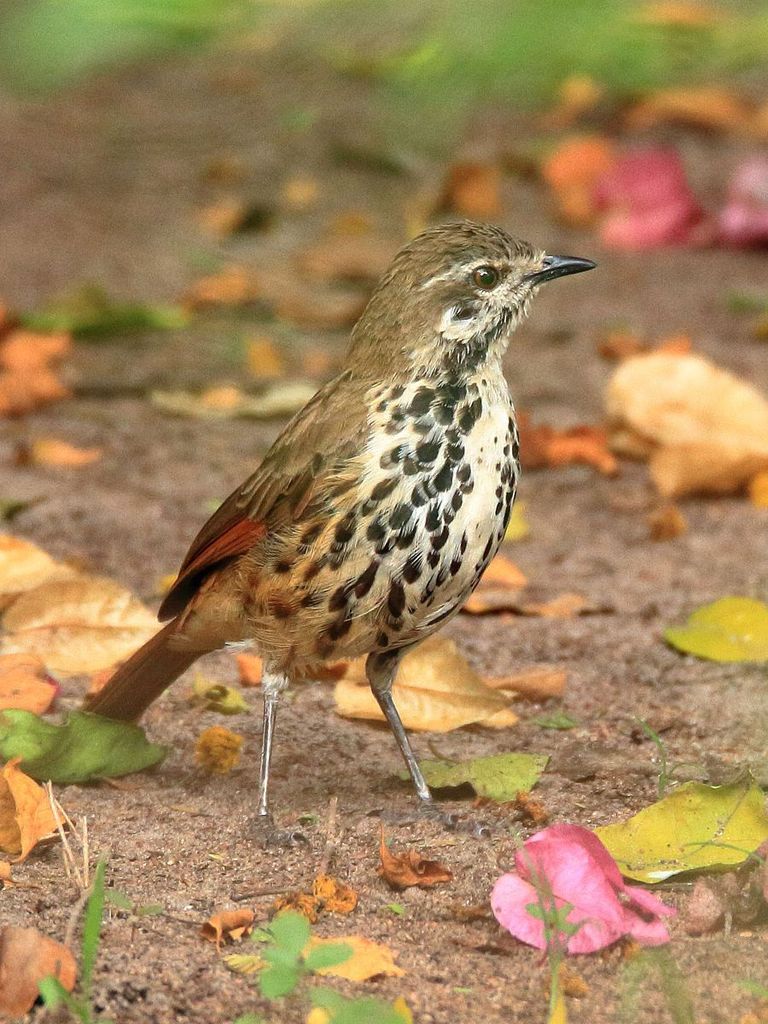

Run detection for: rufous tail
[[84, 619, 203, 721]]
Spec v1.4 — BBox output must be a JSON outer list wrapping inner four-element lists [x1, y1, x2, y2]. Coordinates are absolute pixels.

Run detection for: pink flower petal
[[718, 157, 768, 247]]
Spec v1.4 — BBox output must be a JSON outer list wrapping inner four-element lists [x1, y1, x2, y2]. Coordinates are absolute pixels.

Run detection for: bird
[[85, 220, 594, 838]]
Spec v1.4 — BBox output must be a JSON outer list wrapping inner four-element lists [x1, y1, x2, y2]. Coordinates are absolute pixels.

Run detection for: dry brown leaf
[[299, 234, 396, 283], [519, 413, 618, 475], [625, 87, 753, 134], [519, 593, 592, 618], [0, 759, 59, 861], [606, 352, 768, 497], [235, 652, 263, 687], [484, 667, 567, 700], [597, 330, 648, 361], [0, 925, 76, 1017], [274, 874, 358, 922], [463, 555, 528, 614], [200, 908, 255, 949], [648, 504, 688, 540], [0, 535, 76, 603], [246, 335, 285, 380], [0, 860, 12, 886], [195, 726, 244, 774], [541, 136, 617, 226], [378, 831, 452, 890], [184, 265, 259, 308], [25, 438, 103, 468], [198, 198, 251, 236], [0, 330, 72, 418], [749, 471, 768, 509], [514, 790, 550, 826], [0, 574, 158, 674], [0, 653, 58, 713], [440, 161, 501, 219], [480, 555, 528, 588], [274, 891, 320, 922], [334, 635, 517, 732], [309, 934, 404, 980]]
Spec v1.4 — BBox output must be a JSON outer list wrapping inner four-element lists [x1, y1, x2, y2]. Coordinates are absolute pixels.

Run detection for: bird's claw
[[252, 813, 309, 848], [380, 801, 494, 837]]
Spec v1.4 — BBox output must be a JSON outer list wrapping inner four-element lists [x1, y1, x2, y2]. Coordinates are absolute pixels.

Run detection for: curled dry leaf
[[0, 653, 58, 713], [519, 593, 594, 618], [518, 413, 618, 475], [235, 652, 263, 687], [308, 934, 404, 980], [0, 330, 71, 418], [541, 135, 617, 226], [0, 925, 76, 1017], [200, 908, 255, 949], [0, 574, 158, 674], [606, 351, 768, 497], [484, 667, 567, 700], [440, 161, 501, 219], [195, 725, 244, 774], [334, 635, 517, 732], [378, 831, 452, 890], [275, 874, 358, 921], [24, 438, 103, 468], [462, 554, 527, 614], [0, 535, 76, 604], [0, 757, 59, 860]]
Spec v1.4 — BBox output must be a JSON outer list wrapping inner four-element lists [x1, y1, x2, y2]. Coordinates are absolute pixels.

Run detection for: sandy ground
[[1, 46, 768, 1024]]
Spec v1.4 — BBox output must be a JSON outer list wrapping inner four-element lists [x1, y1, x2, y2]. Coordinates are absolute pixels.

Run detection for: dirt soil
[[1, 48, 768, 1024]]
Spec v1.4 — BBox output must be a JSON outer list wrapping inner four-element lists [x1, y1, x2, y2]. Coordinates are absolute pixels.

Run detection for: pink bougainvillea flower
[[593, 149, 706, 249], [491, 824, 675, 954], [718, 157, 768, 247]]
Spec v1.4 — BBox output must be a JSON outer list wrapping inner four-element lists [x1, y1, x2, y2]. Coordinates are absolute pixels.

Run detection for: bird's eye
[[472, 265, 500, 289]]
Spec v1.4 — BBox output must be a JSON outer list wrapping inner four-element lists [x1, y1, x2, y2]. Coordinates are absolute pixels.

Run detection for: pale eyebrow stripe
[[418, 260, 491, 291]]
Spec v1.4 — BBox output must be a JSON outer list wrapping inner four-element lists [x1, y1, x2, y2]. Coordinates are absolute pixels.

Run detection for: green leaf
[[81, 858, 106, 996], [303, 942, 353, 972], [0, 710, 167, 783], [259, 964, 300, 1000], [664, 597, 768, 663], [262, 945, 300, 969], [385, 903, 405, 916], [21, 284, 188, 339], [267, 910, 311, 957], [310, 989, 411, 1024], [231, 1015, 266, 1024], [596, 777, 768, 883], [136, 903, 164, 917], [37, 974, 70, 1009], [533, 712, 578, 730], [404, 752, 548, 801], [105, 888, 133, 911]]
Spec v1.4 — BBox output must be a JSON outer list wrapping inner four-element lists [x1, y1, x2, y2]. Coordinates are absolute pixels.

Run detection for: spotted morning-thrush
[[86, 220, 594, 829]]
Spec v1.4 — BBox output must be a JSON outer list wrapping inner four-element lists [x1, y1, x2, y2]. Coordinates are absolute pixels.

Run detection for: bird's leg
[[366, 649, 492, 837], [253, 670, 306, 847]]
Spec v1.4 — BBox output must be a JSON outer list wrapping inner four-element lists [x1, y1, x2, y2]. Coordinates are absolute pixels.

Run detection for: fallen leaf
[[203, 154, 247, 185], [275, 874, 358, 922], [625, 87, 754, 134], [594, 148, 706, 249], [235, 652, 263, 687], [22, 286, 187, 339], [545, 74, 604, 128], [1, 574, 158, 674], [195, 725, 244, 774], [200, 908, 255, 949], [184, 264, 260, 308], [281, 176, 320, 210], [301, 346, 335, 378], [648, 504, 688, 541], [0, 710, 166, 783], [308, 934, 404, 980], [0, 330, 71, 417], [541, 136, 617, 226], [151, 381, 316, 421], [191, 675, 250, 715], [406, 752, 548, 802], [485, 667, 567, 700], [0, 654, 58, 713], [533, 712, 578, 731], [198, 198, 273, 236], [519, 593, 593, 618], [334, 635, 517, 732], [597, 778, 768, 883], [25, 438, 103, 468], [664, 597, 768, 663], [274, 891, 321, 923], [749, 471, 768, 508], [492, 823, 675, 953], [606, 351, 768, 496], [597, 329, 648, 361], [462, 554, 528, 614], [0, 860, 12, 885], [440, 161, 501, 219], [0, 925, 76, 1017], [379, 833, 452, 890], [0, 536, 76, 604], [518, 413, 618, 474], [718, 156, 768, 248], [514, 791, 550, 825], [246, 335, 285, 380], [0, 758, 59, 860], [308, 993, 412, 1024]]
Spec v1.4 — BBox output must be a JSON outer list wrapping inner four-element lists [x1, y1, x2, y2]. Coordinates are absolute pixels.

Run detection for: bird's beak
[[524, 254, 596, 286]]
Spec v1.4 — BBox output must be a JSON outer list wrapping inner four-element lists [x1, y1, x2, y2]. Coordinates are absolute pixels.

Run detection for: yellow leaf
[[28, 438, 102, 468], [0, 575, 157, 674], [0, 654, 57, 713], [0, 535, 75, 603], [0, 758, 59, 861], [334, 635, 517, 732], [664, 597, 768, 662], [307, 935, 404, 980]]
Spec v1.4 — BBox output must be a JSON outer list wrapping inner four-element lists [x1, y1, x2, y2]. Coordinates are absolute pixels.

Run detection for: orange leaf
[[0, 758, 60, 861], [463, 555, 527, 614], [378, 831, 453, 890], [313, 874, 358, 914], [200, 908, 255, 949], [235, 652, 263, 687], [625, 87, 753, 134], [518, 414, 618, 475], [519, 593, 592, 619], [195, 726, 244, 774], [541, 136, 616, 226], [184, 265, 259, 308], [749, 471, 768, 509], [441, 161, 501, 219], [27, 438, 102, 468], [246, 335, 285, 380], [648, 504, 688, 540], [0, 653, 58, 713], [484, 667, 567, 700], [0, 926, 76, 1017], [0, 330, 71, 418]]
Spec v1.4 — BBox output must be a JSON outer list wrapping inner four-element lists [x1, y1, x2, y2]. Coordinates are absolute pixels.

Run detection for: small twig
[[64, 888, 92, 949], [318, 795, 339, 878], [230, 883, 307, 903]]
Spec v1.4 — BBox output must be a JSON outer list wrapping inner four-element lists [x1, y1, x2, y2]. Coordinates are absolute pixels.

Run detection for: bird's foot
[[252, 812, 309, 848], [380, 801, 494, 838]]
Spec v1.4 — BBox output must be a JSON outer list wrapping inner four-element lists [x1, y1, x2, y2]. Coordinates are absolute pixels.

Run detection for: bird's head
[[349, 220, 595, 378]]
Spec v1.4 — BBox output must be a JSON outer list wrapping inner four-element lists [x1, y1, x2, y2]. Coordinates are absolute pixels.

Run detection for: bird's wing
[[158, 370, 370, 620]]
